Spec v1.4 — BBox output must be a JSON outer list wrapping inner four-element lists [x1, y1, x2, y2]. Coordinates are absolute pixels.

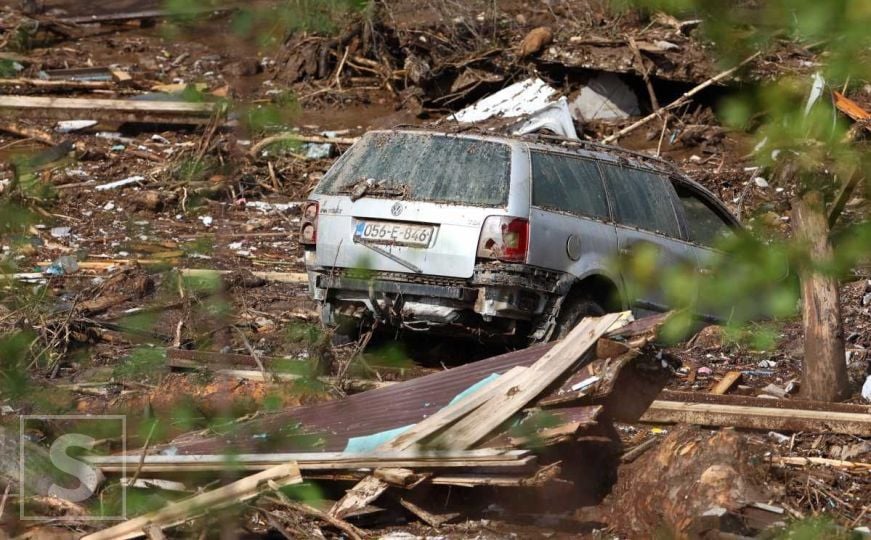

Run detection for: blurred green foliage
[[163, 0, 371, 45], [614, 0, 870, 345]]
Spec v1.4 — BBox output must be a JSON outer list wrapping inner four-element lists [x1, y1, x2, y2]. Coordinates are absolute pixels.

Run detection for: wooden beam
[[0, 96, 218, 125], [640, 400, 871, 436], [81, 462, 302, 540], [378, 366, 528, 451], [432, 312, 629, 449]]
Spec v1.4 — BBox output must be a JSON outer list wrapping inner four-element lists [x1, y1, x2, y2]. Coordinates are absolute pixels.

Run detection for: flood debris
[[1, 0, 869, 537]]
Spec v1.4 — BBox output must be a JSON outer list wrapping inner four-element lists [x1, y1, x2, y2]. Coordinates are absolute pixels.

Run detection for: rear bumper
[[308, 263, 565, 334]]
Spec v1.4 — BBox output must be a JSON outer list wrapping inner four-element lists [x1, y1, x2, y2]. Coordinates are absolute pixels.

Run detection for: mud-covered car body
[[300, 129, 740, 341]]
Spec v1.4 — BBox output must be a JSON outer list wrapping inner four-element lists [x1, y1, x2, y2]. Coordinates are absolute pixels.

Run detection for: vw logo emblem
[[391, 202, 403, 216]]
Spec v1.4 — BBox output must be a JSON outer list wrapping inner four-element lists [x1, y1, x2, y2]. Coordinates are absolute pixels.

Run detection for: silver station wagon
[[300, 130, 740, 342]]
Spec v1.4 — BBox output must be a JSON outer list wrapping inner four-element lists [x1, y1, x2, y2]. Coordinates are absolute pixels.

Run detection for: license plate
[[354, 220, 434, 247]]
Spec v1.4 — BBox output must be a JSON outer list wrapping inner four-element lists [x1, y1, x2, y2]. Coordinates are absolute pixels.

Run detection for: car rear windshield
[[315, 132, 511, 206]]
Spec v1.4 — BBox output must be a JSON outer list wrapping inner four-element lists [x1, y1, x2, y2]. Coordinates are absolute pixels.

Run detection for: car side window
[[531, 151, 611, 221], [675, 186, 733, 247], [599, 164, 681, 237]]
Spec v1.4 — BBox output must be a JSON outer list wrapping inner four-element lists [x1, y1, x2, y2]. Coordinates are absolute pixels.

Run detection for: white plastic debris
[[50, 226, 71, 238], [450, 78, 558, 123], [570, 72, 640, 122], [513, 97, 579, 140], [570, 375, 601, 392], [199, 215, 213, 227], [804, 72, 826, 116], [245, 201, 301, 213], [753, 177, 769, 188], [95, 175, 144, 191], [862, 375, 871, 402], [55, 120, 98, 133], [103, 201, 115, 211]]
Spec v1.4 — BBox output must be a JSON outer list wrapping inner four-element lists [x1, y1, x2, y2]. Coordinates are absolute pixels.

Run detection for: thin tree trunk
[[791, 191, 850, 402]]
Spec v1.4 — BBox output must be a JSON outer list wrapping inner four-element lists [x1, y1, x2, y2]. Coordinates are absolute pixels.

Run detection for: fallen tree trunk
[[791, 191, 850, 402]]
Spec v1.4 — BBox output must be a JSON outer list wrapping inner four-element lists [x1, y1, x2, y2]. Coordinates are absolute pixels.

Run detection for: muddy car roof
[[366, 128, 732, 222]]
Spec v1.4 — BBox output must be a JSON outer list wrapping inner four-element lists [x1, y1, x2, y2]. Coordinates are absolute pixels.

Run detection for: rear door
[[526, 149, 619, 283], [599, 163, 697, 313], [312, 132, 521, 279]]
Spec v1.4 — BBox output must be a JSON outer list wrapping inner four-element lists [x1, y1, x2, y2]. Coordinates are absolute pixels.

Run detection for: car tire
[[552, 297, 605, 341]]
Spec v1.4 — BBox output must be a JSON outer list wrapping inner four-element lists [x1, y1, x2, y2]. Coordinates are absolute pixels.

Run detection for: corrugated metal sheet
[[167, 315, 665, 455]]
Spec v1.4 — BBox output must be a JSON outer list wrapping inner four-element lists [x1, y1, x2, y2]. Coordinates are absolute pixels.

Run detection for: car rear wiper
[[339, 178, 409, 201], [356, 239, 422, 273]]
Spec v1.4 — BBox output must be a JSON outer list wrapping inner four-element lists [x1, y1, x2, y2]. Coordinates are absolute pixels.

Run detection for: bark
[[791, 191, 850, 402]]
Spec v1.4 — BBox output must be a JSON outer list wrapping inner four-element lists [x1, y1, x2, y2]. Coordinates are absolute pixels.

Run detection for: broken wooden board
[[0, 96, 218, 125], [162, 314, 661, 456], [641, 400, 871, 436], [378, 366, 529, 451], [710, 371, 742, 395], [81, 461, 302, 540], [432, 312, 629, 449]]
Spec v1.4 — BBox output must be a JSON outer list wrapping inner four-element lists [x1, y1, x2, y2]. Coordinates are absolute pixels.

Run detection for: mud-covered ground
[[1, 0, 870, 537]]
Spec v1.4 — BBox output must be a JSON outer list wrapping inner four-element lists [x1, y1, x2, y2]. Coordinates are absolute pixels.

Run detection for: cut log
[[641, 400, 871, 436], [81, 462, 302, 540], [791, 191, 850, 402], [0, 96, 218, 125]]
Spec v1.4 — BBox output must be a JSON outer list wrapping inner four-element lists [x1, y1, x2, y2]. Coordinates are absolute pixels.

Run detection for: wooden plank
[[433, 312, 629, 449], [329, 475, 389, 519], [0, 78, 113, 90], [771, 456, 871, 472], [180, 268, 308, 283], [0, 96, 218, 125], [710, 371, 742, 395], [86, 449, 532, 474], [81, 462, 302, 540], [379, 366, 528, 451], [640, 400, 871, 436]]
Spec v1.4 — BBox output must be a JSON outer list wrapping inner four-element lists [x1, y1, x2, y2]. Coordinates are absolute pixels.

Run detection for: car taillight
[[476, 216, 529, 263], [300, 201, 319, 245]]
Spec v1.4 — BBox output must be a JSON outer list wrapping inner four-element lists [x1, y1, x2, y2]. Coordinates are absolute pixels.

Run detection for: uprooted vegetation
[[0, 0, 869, 537]]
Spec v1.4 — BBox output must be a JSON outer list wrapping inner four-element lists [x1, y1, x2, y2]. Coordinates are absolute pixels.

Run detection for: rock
[[691, 325, 724, 349], [222, 58, 262, 77], [862, 374, 871, 402], [518, 26, 553, 57]]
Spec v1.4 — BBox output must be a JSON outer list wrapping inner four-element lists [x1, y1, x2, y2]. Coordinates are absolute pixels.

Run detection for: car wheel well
[[565, 275, 623, 313]]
